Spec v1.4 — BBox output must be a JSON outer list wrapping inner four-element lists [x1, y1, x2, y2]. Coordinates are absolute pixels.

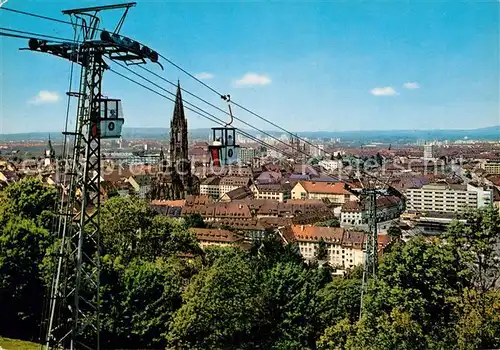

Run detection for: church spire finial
[[173, 80, 185, 122]]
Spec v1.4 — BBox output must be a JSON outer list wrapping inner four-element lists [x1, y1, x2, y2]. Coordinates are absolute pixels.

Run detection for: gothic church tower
[[169, 82, 192, 195]]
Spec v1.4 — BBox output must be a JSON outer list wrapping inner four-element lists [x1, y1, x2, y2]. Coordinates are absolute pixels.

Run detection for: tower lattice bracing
[[22, 3, 162, 348], [359, 188, 379, 319]]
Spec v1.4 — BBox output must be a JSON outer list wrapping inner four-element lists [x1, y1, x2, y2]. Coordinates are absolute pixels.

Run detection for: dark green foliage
[[2, 179, 500, 349], [316, 237, 327, 260], [0, 178, 55, 341], [315, 218, 340, 227], [101, 257, 190, 349], [167, 253, 263, 349], [183, 213, 206, 228], [387, 225, 402, 239]]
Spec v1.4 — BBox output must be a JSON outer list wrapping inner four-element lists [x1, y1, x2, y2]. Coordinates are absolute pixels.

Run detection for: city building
[[290, 225, 365, 269], [318, 159, 343, 171], [484, 159, 500, 174], [405, 183, 493, 213], [43, 135, 56, 167], [340, 196, 404, 227], [239, 147, 257, 164], [250, 182, 292, 202], [219, 176, 253, 195], [199, 177, 222, 199], [291, 181, 357, 204], [423, 143, 435, 161], [219, 186, 254, 202], [190, 228, 246, 248], [149, 82, 200, 200]]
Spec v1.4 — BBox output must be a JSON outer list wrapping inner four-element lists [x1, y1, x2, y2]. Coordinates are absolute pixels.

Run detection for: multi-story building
[[219, 176, 252, 195], [423, 144, 435, 161], [484, 160, 500, 174], [291, 181, 357, 205], [318, 159, 343, 171], [405, 183, 493, 213], [199, 176, 253, 200], [290, 225, 365, 269], [340, 196, 404, 227], [191, 228, 246, 249], [128, 174, 152, 199], [199, 177, 222, 199], [250, 182, 292, 202], [239, 147, 257, 164]]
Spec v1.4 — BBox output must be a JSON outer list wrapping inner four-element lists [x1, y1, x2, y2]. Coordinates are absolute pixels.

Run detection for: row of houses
[[200, 177, 359, 204], [191, 224, 391, 270]]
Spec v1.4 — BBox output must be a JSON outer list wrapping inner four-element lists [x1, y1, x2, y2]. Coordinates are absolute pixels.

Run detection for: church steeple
[[46, 134, 55, 160], [169, 81, 191, 197], [173, 80, 186, 123]]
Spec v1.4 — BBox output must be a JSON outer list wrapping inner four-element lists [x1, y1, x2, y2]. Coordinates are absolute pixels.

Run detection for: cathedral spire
[[173, 80, 186, 122]]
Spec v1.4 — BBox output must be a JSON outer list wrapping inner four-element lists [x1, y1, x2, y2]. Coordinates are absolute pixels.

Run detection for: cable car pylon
[[20, 3, 160, 349]]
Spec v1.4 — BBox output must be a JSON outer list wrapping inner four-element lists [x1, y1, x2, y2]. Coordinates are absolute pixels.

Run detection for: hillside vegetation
[[1, 178, 499, 349]]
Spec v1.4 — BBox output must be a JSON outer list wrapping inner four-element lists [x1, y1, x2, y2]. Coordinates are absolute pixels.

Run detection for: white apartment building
[[200, 176, 253, 200], [250, 183, 291, 202], [423, 144, 435, 161], [290, 225, 365, 269], [340, 196, 403, 227], [405, 183, 492, 213], [199, 177, 222, 199], [239, 147, 257, 164], [318, 159, 343, 171]]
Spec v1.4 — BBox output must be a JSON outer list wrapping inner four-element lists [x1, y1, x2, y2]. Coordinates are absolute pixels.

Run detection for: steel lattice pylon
[[359, 188, 379, 319], [45, 21, 106, 350], [18, 3, 161, 348]]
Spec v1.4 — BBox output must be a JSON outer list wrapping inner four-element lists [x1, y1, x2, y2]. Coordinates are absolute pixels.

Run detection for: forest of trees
[[1, 178, 500, 349]]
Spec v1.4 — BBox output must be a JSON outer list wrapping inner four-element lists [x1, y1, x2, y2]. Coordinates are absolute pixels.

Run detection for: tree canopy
[[1, 179, 499, 349]]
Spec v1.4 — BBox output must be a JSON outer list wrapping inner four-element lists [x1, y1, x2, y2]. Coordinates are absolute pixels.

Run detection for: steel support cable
[[0, 7, 74, 26], [107, 66, 296, 159], [109, 61, 297, 159], [0, 8, 427, 225], [135, 64, 304, 155], [0, 21, 294, 158], [0, 6, 342, 160], [0, 26, 75, 42]]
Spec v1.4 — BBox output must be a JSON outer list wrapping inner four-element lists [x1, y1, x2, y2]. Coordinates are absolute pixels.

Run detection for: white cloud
[[403, 82, 420, 89], [370, 86, 398, 96], [234, 73, 271, 87], [195, 72, 214, 80], [29, 90, 60, 104]]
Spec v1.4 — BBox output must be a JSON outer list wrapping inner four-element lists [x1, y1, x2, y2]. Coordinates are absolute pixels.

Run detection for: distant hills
[[1, 125, 498, 143]]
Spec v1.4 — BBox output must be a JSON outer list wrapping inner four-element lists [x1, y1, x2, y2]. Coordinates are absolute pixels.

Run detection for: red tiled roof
[[191, 228, 244, 243], [291, 224, 344, 243], [151, 199, 185, 207], [298, 181, 352, 195]]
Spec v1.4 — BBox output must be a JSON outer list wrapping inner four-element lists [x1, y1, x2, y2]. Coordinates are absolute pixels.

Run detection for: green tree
[[101, 257, 190, 349], [258, 261, 332, 349], [387, 225, 402, 239], [138, 215, 201, 260], [100, 196, 156, 261], [0, 178, 56, 340], [183, 213, 206, 228], [445, 207, 500, 349], [167, 252, 263, 349], [315, 218, 340, 228], [3, 177, 56, 221], [316, 238, 327, 261], [353, 236, 465, 349], [376, 152, 383, 166]]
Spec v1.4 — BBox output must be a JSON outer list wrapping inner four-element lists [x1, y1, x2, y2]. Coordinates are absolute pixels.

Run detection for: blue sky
[[0, 0, 498, 134]]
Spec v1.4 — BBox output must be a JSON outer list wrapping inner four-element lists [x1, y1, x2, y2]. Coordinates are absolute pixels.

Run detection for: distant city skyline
[[0, 1, 499, 134]]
